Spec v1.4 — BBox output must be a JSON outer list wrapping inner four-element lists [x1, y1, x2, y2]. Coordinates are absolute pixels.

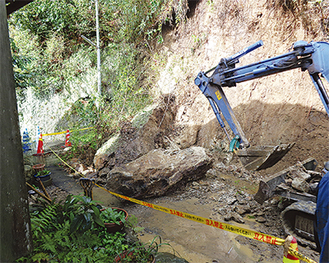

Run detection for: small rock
[[226, 196, 237, 205], [214, 162, 226, 169], [217, 208, 228, 215], [292, 177, 309, 192], [234, 204, 251, 215], [270, 197, 280, 205], [63, 146, 72, 152], [256, 216, 266, 223], [256, 211, 265, 216], [285, 179, 292, 186], [299, 171, 311, 181], [224, 212, 245, 224], [206, 169, 217, 178], [98, 167, 110, 178], [199, 181, 209, 186], [309, 183, 318, 194], [278, 201, 285, 210], [236, 195, 247, 205]]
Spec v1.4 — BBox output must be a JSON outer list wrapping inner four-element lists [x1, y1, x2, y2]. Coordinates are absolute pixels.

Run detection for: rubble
[[254, 158, 319, 204]]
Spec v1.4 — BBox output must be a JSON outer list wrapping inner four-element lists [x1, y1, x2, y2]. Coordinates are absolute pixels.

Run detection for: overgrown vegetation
[[9, 0, 191, 156], [17, 194, 162, 262]]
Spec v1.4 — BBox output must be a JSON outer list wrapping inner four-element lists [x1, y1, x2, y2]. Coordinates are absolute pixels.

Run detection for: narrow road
[[43, 150, 260, 263]]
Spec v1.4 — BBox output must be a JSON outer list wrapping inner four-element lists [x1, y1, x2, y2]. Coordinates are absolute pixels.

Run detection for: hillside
[[13, 0, 329, 262], [11, 0, 329, 170], [154, 0, 329, 173]]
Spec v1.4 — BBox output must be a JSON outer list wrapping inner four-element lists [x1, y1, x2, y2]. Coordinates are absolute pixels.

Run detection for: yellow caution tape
[[43, 126, 93, 136], [43, 131, 67, 136], [48, 147, 318, 263]]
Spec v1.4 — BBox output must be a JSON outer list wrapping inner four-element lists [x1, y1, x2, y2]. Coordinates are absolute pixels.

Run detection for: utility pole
[[0, 1, 32, 261], [95, 0, 101, 108], [81, 0, 101, 108]]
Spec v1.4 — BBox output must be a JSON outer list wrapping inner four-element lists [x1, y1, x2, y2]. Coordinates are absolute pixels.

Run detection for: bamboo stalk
[[36, 178, 51, 199], [26, 182, 52, 203]]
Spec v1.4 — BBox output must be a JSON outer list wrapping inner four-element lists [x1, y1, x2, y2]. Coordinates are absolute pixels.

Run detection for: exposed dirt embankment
[[154, 0, 329, 172]]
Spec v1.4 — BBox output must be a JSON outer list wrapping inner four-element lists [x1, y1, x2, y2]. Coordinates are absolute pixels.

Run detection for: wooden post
[[0, 1, 32, 261]]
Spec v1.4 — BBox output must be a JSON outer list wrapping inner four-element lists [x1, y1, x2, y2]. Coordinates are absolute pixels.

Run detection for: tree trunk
[[0, 1, 32, 261]]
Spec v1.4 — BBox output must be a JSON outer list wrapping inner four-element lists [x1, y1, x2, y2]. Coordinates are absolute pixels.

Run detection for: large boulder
[[105, 146, 213, 199]]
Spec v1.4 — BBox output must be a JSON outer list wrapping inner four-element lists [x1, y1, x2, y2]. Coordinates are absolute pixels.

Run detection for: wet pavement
[[125, 198, 259, 263], [44, 151, 260, 263]]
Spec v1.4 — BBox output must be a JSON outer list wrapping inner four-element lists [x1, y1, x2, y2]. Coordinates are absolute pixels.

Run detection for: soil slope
[[154, 0, 329, 173]]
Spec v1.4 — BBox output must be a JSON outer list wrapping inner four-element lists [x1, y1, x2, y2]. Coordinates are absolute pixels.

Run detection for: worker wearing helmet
[[315, 162, 329, 262]]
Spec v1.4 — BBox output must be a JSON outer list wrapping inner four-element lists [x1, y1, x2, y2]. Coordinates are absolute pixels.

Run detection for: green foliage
[[18, 194, 174, 263], [9, 0, 191, 157], [60, 128, 100, 166], [9, 0, 176, 49], [126, 214, 145, 233], [36, 169, 50, 177], [99, 231, 129, 255], [100, 207, 126, 225], [10, 38, 32, 98], [116, 236, 172, 263], [10, 0, 91, 45], [100, 43, 152, 128], [67, 195, 105, 232], [114, 0, 165, 43], [18, 195, 132, 262]]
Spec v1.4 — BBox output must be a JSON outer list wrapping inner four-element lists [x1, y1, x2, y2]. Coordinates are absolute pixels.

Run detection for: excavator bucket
[[236, 143, 295, 170]]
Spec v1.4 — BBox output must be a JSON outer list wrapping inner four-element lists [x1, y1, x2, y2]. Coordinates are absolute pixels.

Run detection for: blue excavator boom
[[195, 40, 329, 170]]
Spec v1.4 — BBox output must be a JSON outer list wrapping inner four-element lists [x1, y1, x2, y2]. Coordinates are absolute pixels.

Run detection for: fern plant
[[18, 195, 130, 262]]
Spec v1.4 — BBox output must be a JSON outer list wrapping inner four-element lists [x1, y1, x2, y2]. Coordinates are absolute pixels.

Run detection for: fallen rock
[[94, 96, 177, 171], [226, 196, 237, 205], [105, 146, 213, 198], [94, 134, 121, 170], [234, 204, 251, 215], [256, 216, 267, 223], [223, 212, 245, 224], [98, 167, 111, 178], [291, 177, 310, 192], [172, 125, 200, 149]]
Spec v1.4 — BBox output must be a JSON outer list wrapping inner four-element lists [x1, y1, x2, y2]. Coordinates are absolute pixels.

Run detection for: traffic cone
[[36, 133, 44, 155], [283, 236, 300, 263], [64, 129, 72, 147]]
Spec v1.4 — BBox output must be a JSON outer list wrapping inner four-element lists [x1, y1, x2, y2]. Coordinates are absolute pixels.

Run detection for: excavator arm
[[195, 40, 329, 170]]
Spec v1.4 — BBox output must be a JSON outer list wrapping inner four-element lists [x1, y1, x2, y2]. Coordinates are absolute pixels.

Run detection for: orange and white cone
[[36, 133, 44, 155], [283, 235, 300, 263], [64, 129, 72, 147]]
